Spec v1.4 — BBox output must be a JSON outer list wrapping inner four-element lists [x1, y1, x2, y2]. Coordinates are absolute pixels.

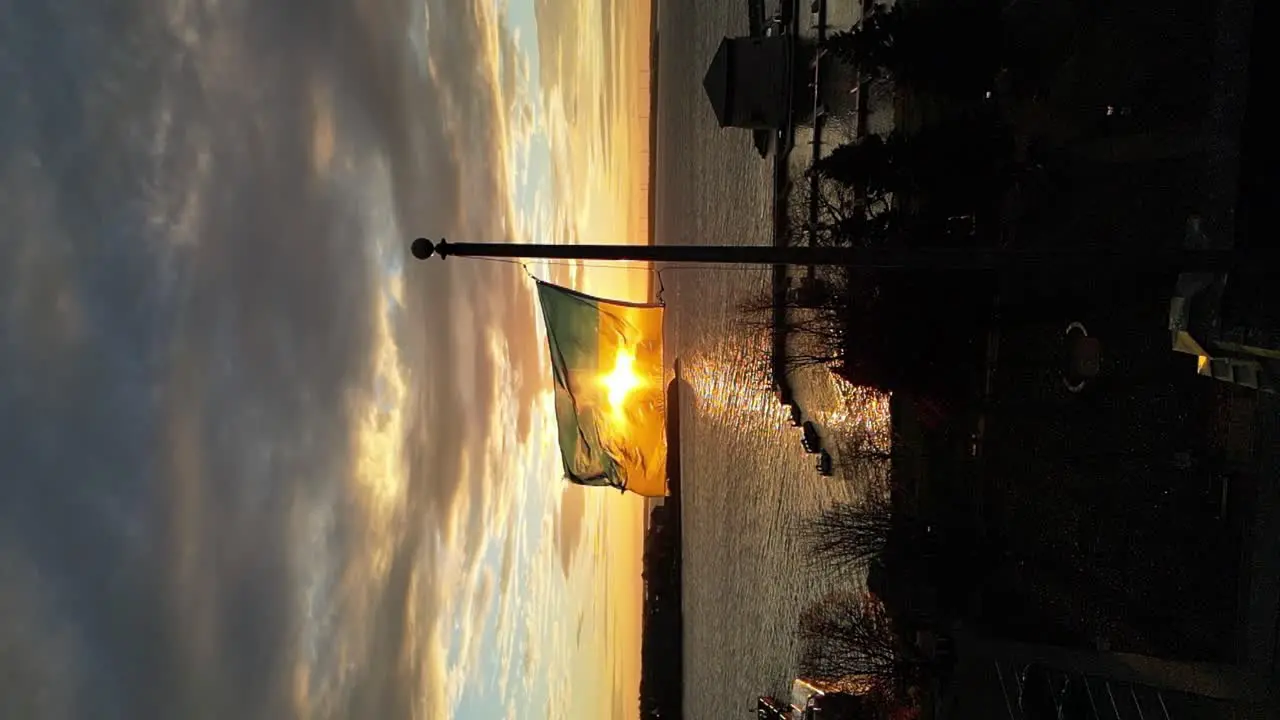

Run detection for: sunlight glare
[[599, 347, 641, 419]]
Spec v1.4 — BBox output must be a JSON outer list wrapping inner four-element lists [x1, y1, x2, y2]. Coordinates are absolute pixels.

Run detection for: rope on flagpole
[[443, 253, 773, 273], [437, 253, 787, 308], [446, 254, 539, 282]]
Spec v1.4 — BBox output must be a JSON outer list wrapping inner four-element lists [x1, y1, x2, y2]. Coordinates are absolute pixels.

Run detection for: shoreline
[[768, 0, 807, 407], [641, 11, 684, 715], [646, 2, 660, 303]]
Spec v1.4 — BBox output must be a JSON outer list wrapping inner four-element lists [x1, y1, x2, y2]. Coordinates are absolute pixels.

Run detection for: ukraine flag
[[535, 280, 667, 497]]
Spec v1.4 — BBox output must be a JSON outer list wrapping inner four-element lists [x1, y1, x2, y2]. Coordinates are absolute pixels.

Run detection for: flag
[[535, 280, 667, 496]]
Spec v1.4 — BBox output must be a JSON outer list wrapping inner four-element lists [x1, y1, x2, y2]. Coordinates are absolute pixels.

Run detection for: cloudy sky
[[0, 0, 652, 718]]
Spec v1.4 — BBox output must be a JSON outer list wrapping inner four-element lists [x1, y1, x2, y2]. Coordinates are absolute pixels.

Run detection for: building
[[758, 685, 872, 720], [702, 36, 793, 130], [756, 695, 792, 719]]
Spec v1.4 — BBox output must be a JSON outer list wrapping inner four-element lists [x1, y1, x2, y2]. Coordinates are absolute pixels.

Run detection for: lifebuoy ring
[[1062, 322, 1092, 393]]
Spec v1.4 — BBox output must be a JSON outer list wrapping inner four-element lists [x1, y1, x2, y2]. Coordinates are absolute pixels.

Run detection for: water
[[653, 1, 891, 716]]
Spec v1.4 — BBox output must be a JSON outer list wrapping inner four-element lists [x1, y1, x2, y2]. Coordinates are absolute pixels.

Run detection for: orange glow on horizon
[[536, 1, 654, 716]]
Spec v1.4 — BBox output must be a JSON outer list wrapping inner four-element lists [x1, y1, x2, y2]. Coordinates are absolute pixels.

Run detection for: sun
[[599, 348, 642, 419]]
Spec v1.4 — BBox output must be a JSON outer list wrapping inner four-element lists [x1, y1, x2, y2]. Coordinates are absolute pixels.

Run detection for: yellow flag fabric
[[536, 281, 668, 497]]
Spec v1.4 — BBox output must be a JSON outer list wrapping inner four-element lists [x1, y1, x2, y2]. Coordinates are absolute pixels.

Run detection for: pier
[[765, 0, 844, 463]]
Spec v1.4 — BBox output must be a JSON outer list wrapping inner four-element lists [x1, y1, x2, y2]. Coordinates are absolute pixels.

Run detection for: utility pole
[[410, 237, 1275, 272]]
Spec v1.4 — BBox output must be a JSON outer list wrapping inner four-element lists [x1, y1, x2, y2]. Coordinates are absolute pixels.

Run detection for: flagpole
[[410, 237, 1272, 272]]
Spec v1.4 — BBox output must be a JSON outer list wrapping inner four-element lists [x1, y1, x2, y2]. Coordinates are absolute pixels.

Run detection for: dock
[[767, 0, 830, 407], [766, 0, 803, 402]]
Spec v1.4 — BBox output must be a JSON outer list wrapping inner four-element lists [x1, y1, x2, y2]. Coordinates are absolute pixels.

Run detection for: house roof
[[702, 37, 734, 127]]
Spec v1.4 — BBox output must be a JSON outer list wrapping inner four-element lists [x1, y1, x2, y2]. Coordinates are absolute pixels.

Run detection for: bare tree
[[835, 424, 896, 467], [802, 499, 893, 570], [797, 592, 925, 692], [785, 168, 898, 250], [833, 427, 897, 493], [737, 285, 849, 376]]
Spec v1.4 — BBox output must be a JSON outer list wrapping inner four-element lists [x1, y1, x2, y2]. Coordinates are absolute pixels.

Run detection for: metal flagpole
[[410, 237, 1276, 272]]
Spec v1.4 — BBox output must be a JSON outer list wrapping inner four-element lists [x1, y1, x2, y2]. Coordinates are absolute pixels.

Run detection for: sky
[[0, 0, 652, 719]]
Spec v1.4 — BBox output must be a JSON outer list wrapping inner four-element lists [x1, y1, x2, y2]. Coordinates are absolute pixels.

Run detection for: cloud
[[520, 608, 542, 685], [458, 566, 496, 671], [0, 0, 550, 719], [547, 671, 573, 720], [0, 0, 644, 716], [387, 0, 560, 712], [556, 485, 588, 576], [0, 544, 81, 719], [499, 526, 519, 598], [406, 0, 549, 539]]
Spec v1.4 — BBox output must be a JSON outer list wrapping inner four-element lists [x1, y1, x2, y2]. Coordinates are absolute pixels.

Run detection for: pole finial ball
[[411, 237, 436, 260]]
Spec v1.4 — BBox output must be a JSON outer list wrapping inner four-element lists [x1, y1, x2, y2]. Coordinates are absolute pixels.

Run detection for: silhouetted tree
[[797, 592, 928, 692], [836, 425, 896, 468], [824, 0, 1008, 99], [739, 284, 850, 376], [785, 169, 900, 249], [802, 500, 893, 570], [640, 505, 683, 718], [737, 271, 989, 402], [823, 2, 897, 77], [813, 113, 1020, 231], [811, 133, 903, 199]]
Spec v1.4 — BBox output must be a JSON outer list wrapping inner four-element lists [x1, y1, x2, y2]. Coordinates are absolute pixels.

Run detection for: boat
[[801, 421, 821, 454], [816, 449, 833, 476]]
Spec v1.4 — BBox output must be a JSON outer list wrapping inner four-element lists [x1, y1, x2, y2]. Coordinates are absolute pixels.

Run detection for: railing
[[990, 660, 1238, 720]]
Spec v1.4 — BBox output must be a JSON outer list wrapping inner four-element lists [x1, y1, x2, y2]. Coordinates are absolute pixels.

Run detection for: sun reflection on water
[[681, 331, 892, 442], [684, 336, 792, 432], [824, 378, 892, 449]]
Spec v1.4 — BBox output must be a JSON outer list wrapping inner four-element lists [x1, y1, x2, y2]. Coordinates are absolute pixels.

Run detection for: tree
[[824, 0, 1008, 99], [738, 282, 850, 377], [835, 423, 896, 467], [744, 134, 1001, 400], [797, 592, 928, 693], [787, 167, 900, 250], [801, 499, 893, 571], [812, 113, 1020, 233], [823, 3, 900, 79], [832, 431, 895, 491], [640, 506, 683, 718], [737, 272, 988, 401], [811, 133, 905, 201]]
